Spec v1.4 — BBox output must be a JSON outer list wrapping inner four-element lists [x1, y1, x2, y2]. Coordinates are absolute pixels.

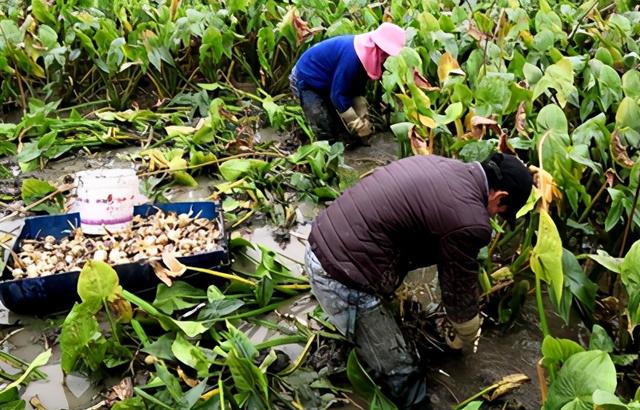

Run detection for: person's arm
[[437, 225, 491, 343], [330, 56, 373, 137]]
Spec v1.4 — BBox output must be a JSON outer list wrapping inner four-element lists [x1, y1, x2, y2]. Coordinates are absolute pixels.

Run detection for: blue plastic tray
[[0, 202, 229, 315]]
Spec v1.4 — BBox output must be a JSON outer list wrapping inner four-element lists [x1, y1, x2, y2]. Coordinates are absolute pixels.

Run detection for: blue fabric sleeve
[[330, 55, 362, 113]]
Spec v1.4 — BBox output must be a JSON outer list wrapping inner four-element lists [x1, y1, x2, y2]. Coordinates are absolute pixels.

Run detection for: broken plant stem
[[0, 184, 74, 223], [186, 266, 255, 286], [278, 334, 316, 376]]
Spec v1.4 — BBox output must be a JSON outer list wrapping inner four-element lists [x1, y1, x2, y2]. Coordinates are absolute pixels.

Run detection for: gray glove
[[445, 314, 481, 350], [340, 107, 373, 138]]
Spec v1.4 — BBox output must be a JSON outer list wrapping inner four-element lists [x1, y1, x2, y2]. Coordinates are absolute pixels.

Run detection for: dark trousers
[[290, 67, 348, 142]]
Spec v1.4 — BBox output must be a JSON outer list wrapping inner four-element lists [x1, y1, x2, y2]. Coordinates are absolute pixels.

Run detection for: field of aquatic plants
[[1, 0, 640, 408]]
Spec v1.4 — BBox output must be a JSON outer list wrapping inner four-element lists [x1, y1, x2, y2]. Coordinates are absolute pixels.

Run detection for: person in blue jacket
[[290, 23, 406, 142]]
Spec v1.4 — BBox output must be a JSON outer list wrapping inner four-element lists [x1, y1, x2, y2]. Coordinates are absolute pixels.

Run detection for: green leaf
[[590, 325, 614, 353], [0, 387, 25, 410], [589, 250, 623, 274], [544, 351, 616, 410], [536, 104, 568, 137], [598, 65, 623, 111], [197, 299, 245, 321], [31, 0, 57, 27], [142, 334, 176, 361], [621, 241, 640, 326], [1, 349, 51, 394], [171, 333, 210, 377], [21, 178, 63, 214], [530, 211, 564, 303], [155, 362, 185, 404], [207, 285, 225, 302], [622, 70, 640, 99], [153, 281, 206, 315], [219, 159, 269, 181], [542, 335, 585, 369], [227, 0, 249, 13], [621, 241, 640, 288], [173, 171, 198, 187], [532, 58, 578, 108], [78, 260, 121, 306], [563, 249, 597, 315], [227, 348, 269, 400], [459, 402, 483, 410], [112, 397, 145, 410], [616, 97, 640, 133], [475, 75, 512, 115], [347, 350, 398, 409], [254, 275, 274, 307], [59, 302, 102, 373]]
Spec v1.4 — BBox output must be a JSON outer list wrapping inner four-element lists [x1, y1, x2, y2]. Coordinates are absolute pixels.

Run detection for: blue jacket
[[294, 35, 368, 113]]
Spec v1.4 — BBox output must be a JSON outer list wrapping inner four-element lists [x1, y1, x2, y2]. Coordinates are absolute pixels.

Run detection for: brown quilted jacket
[[308, 155, 492, 322]]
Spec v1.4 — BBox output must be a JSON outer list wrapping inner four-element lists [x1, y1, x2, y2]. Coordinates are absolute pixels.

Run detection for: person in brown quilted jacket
[[304, 152, 533, 408]]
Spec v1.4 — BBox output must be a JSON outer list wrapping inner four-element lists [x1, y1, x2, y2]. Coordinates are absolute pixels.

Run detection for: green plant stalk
[[254, 335, 307, 350], [577, 177, 608, 223], [0, 351, 46, 380], [222, 300, 291, 322], [535, 275, 550, 338], [619, 168, 640, 257], [103, 299, 121, 346], [134, 387, 174, 409]]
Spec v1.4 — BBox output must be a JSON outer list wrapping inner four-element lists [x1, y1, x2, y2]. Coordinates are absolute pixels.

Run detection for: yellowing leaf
[[417, 114, 436, 128], [530, 211, 564, 303], [437, 52, 465, 84]]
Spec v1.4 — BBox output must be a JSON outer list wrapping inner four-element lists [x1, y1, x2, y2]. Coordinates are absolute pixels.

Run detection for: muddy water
[[0, 131, 583, 409]]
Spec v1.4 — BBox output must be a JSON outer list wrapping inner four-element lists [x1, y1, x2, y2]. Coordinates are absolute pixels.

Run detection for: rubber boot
[[354, 305, 430, 408], [299, 88, 349, 143]]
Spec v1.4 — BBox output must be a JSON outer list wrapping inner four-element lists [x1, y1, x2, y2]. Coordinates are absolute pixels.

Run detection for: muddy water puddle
[[0, 131, 583, 408]]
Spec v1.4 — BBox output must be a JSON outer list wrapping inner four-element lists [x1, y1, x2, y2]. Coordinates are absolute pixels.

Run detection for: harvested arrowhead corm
[[10, 210, 222, 279]]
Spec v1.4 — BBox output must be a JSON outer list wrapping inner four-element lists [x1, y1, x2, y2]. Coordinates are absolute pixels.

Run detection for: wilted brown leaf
[[468, 22, 489, 41], [410, 128, 429, 156], [516, 102, 528, 136], [529, 165, 562, 212], [151, 261, 173, 286], [106, 377, 134, 404], [108, 295, 133, 322], [162, 252, 187, 278], [437, 52, 465, 84], [498, 132, 516, 155], [611, 130, 635, 168], [605, 169, 617, 187], [383, 6, 393, 22], [413, 69, 440, 91], [485, 373, 530, 401]]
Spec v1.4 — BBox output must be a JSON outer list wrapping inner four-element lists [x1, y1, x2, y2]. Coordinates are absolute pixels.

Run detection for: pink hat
[[354, 23, 406, 80], [370, 23, 406, 56]]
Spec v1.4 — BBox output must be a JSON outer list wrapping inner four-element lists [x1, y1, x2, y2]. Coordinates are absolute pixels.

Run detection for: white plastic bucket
[[75, 168, 140, 235]]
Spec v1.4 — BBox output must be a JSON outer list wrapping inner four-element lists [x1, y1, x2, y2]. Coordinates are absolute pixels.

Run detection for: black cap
[[481, 153, 533, 227]]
